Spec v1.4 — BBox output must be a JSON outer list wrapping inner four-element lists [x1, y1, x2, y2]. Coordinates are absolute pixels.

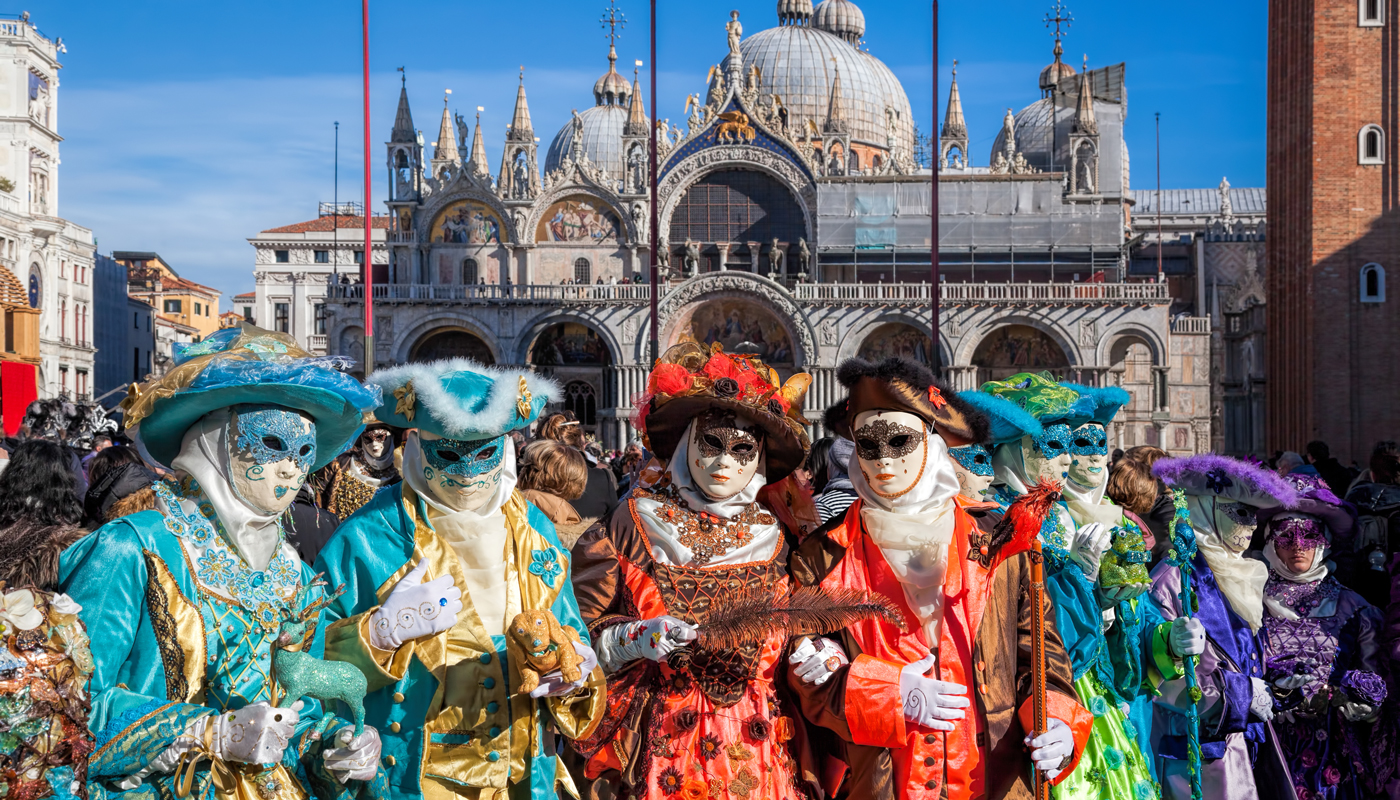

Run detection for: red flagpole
[[648, 0, 658, 367], [361, 0, 374, 373], [931, 0, 940, 370]]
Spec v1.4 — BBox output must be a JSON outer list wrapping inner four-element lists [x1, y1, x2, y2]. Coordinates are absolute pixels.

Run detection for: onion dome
[[592, 44, 632, 107], [777, 0, 813, 26], [812, 0, 865, 44], [1038, 40, 1076, 95]]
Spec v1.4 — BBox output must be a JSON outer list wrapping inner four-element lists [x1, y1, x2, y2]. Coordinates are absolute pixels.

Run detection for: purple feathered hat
[[1258, 473, 1356, 541], [1153, 453, 1300, 510]]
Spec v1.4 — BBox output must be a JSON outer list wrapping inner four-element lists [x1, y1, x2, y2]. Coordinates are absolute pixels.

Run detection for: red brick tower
[[1267, 0, 1400, 461]]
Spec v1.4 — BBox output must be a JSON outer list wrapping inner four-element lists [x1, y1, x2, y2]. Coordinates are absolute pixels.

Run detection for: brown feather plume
[[695, 586, 908, 651]]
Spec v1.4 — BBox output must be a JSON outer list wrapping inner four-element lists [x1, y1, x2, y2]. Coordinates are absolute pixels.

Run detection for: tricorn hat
[[367, 359, 557, 441], [822, 358, 987, 447]]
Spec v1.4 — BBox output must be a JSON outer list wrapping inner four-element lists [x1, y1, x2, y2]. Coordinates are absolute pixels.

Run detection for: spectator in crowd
[[1343, 440, 1400, 607], [82, 445, 157, 528], [573, 440, 619, 524], [1105, 454, 1169, 562], [805, 436, 833, 495], [813, 435, 857, 524], [0, 438, 86, 588], [616, 437, 646, 496], [518, 439, 591, 547], [1116, 445, 1175, 563], [1306, 439, 1356, 498], [1276, 450, 1306, 476]]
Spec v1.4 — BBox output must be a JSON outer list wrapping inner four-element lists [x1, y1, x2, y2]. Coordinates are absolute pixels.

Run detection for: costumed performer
[[962, 374, 1176, 800], [787, 358, 1093, 800], [948, 443, 995, 502], [318, 417, 400, 520], [315, 360, 604, 800], [1258, 474, 1394, 800], [59, 324, 386, 800], [1149, 454, 1301, 800], [569, 343, 817, 800]]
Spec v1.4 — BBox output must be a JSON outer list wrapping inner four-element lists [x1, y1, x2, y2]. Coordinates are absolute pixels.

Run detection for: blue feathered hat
[[957, 390, 1045, 446], [367, 359, 558, 440], [1060, 383, 1132, 427], [121, 324, 381, 471]]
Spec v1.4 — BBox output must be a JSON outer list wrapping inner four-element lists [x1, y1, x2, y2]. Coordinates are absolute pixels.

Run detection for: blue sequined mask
[[1069, 424, 1108, 457], [423, 435, 506, 479], [950, 444, 994, 477], [232, 405, 316, 473], [1032, 424, 1073, 460]]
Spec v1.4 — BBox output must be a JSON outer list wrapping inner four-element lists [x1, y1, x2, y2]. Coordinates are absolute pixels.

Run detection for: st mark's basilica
[[297, 0, 1222, 452]]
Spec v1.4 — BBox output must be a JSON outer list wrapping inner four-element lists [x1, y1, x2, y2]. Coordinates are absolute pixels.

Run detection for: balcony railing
[[326, 281, 1173, 307], [1171, 316, 1212, 334]]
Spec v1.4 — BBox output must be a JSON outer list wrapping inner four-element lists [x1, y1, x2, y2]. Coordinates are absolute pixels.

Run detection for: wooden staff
[[1029, 532, 1049, 800]]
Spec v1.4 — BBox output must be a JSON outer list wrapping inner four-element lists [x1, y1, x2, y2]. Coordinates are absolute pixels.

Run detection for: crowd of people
[[1, 321, 1397, 800]]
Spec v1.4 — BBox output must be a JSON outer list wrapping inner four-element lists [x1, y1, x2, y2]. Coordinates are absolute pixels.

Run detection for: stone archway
[[855, 322, 937, 366], [410, 328, 496, 364], [653, 272, 817, 367], [971, 324, 1070, 384], [527, 320, 613, 438]]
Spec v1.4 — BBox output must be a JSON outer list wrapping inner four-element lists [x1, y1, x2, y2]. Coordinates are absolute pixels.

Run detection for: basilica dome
[[990, 97, 1068, 173], [739, 0, 914, 154], [544, 46, 633, 179]]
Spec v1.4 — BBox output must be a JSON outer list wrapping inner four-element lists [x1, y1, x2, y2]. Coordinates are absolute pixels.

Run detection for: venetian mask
[[1020, 423, 1074, 484], [949, 444, 994, 500], [228, 405, 316, 515], [419, 430, 506, 513], [1213, 500, 1258, 554], [361, 428, 391, 460], [687, 410, 764, 500], [853, 410, 928, 500], [1067, 423, 1110, 489]]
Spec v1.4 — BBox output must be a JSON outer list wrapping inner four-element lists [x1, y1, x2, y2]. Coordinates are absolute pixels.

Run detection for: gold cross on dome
[[600, 1, 626, 48]]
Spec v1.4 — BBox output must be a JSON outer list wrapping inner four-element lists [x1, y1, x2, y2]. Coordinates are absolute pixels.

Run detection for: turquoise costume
[[58, 326, 384, 800], [314, 360, 605, 800], [963, 376, 1168, 800]]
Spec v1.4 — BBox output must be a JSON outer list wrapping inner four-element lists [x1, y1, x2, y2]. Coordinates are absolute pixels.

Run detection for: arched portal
[[971, 324, 1069, 383], [528, 321, 613, 438], [411, 329, 495, 364], [667, 169, 806, 272], [668, 296, 796, 368], [857, 323, 935, 366], [1109, 335, 1157, 448]]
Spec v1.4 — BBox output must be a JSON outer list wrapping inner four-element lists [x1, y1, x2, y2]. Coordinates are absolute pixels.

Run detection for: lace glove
[[788, 637, 849, 687], [899, 653, 969, 731], [1069, 523, 1111, 581], [528, 641, 600, 698], [370, 558, 463, 650], [1249, 677, 1276, 722], [1025, 718, 1074, 780], [599, 616, 697, 670], [114, 703, 302, 789], [322, 726, 381, 784], [1168, 617, 1206, 657]]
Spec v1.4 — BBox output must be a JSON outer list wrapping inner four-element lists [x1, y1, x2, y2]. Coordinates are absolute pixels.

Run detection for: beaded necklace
[[635, 482, 775, 566]]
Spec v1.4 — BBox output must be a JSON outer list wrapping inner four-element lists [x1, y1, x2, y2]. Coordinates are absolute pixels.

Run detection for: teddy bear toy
[[506, 609, 583, 695]]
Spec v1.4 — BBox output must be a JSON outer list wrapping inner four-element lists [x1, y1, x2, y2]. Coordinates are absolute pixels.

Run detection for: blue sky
[[35, 0, 1265, 304]]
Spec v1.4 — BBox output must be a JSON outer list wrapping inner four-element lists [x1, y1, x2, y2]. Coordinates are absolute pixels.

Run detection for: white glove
[[1100, 582, 1149, 606], [207, 701, 302, 765], [322, 726, 381, 784], [528, 641, 600, 698], [1249, 677, 1275, 722], [604, 616, 698, 666], [1272, 673, 1311, 691], [788, 637, 849, 687], [1069, 523, 1111, 581], [1340, 701, 1379, 723], [370, 558, 463, 650], [898, 653, 969, 731], [1025, 718, 1074, 780], [1169, 617, 1206, 657]]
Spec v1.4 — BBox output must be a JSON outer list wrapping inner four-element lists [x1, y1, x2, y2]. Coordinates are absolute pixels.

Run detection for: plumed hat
[[636, 342, 811, 481], [1060, 383, 1132, 428], [368, 359, 557, 440], [1258, 473, 1356, 540], [979, 372, 1096, 425], [1153, 453, 1300, 510], [956, 390, 1044, 446], [121, 324, 380, 471], [822, 357, 987, 448]]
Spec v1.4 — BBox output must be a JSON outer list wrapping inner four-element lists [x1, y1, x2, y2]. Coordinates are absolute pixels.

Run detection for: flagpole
[[648, 0, 659, 367], [361, 0, 374, 374], [930, 0, 940, 372]]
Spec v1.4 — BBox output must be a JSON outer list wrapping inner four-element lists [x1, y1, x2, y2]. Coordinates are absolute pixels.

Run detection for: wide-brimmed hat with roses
[[635, 342, 812, 481]]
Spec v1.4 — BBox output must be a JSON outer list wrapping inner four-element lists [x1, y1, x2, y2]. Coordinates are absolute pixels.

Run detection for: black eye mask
[[694, 410, 762, 466], [853, 419, 926, 461]]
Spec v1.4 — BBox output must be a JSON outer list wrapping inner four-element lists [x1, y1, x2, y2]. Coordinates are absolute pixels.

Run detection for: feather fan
[[989, 480, 1063, 554], [695, 586, 908, 651]]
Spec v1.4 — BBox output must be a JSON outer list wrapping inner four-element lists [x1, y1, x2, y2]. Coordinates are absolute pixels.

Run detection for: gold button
[[392, 692, 405, 703], [384, 756, 396, 767], [389, 722, 401, 733]]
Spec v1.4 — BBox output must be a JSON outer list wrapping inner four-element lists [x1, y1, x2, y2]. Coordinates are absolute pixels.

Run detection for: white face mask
[[362, 429, 390, 460], [1020, 425, 1074, 484], [686, 409, 764, 501], [420, 430, 507, 513], [951, 459, 994, 501], [228, 406, 315, 515], [1067, 424, 1110, 488], [853, 410, 929, 500], [1213, 500, 1258, 554]]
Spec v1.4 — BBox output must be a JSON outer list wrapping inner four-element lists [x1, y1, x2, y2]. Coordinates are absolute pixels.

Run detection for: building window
[[275, 250, 290, 263], [314, 303, 326, 335], [60, 366, 67, 395], [241, 305, 253, 322], [274, 302, 290, 333], [1361, 0, 1384, 25], [1361, 263, 1386, 302], [77, 370, 87, 398], [133, 312, 138, 329], [573, 258, 591, 284], [1360, 125, 1385, 164], [27, 266, 39, 309], [133, 347, 141, 382], [314, 250, 330, 263], [353, 250, 364, 265], [194, 301, 202, 316], [164, 299, 182, 313], [463, 258, 479, 284]]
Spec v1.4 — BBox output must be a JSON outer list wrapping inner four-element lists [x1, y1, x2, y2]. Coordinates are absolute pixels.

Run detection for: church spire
[[467, 108, 490, 177], [391, 71, 415, 144], [508, 68, 533, 140], [1072, 56, 1098, 135], [824, 65, 847, 134], [942, 61, 967, 141], [625, 67, 647, 137], [433, 91, 459, 164]]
